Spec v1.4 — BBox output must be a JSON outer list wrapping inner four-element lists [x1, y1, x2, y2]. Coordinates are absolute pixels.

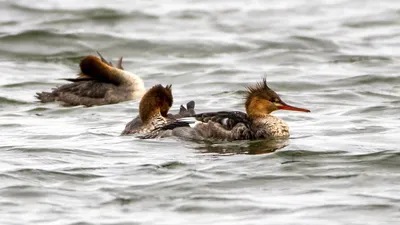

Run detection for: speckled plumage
[[250, 115, 289, 139], [127, 113, 170, 134]]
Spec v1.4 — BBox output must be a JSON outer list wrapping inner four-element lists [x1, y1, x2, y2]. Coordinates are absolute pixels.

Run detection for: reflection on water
[[193, 139, 289, 155]]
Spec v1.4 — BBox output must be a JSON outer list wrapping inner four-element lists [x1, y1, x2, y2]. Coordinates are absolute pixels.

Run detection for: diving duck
[[121, 84, 196, 135], [36, 52, 145, 107], [142, 78, 310, 140]]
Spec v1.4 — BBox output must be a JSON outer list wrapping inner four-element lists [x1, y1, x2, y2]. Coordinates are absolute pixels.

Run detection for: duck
[[35, 52, 145, 107], [121, 83, 196, 135], [141, 78, 310, 140]]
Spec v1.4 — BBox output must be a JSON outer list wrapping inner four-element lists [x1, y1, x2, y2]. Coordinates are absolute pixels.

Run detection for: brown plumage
[[245, 78, 309, 117], [35, 52, 145, 107], [245, 79, 281, 117], [142, 78, 310, 141], [139, 84, 173, 123], [121, 84, 196, 135]]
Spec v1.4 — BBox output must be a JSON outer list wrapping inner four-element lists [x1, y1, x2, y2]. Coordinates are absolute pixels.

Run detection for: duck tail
[[186, 100, 195, 115], [35, 92, 56, 103], [179, 100, 196, 117]]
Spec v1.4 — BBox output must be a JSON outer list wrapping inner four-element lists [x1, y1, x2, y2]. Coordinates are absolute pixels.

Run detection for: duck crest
[[245, 78, 282, 118], [245, 79, 281, 106], [139, 84, 173, 123]]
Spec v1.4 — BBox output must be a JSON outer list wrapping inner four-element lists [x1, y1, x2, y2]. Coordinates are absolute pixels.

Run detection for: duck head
[[139, 84, 173, 123], [245, 78, 310, 118], [79, 55, 110, 78]]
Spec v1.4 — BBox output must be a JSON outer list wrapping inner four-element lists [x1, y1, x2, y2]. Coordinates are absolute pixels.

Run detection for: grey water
[[0, 0, 399, 224]]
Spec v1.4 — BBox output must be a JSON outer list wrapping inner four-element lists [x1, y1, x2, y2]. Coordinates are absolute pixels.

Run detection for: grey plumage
[[36, 81, 130, 107]]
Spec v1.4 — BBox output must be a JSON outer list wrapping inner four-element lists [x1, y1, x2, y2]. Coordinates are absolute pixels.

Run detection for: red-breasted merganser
[[121, 84, 196, 135], [142, 78, 310, 140], [35, 52, 145, 107]]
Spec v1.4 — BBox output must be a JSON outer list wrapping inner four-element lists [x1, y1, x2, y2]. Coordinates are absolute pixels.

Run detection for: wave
[[0, 96, 29, 105], [10, 3, 158, 20]]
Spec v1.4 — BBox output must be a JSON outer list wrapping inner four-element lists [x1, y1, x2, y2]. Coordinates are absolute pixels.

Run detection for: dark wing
[[62, 77, 95, 82], [35, 80, 117, 106], [152, 111, 249, 132], [142, 111, 253, 140], [159, 121, 191, 131], [188, 111, 254, 140], [53, 81, 115, 99], [193, 111, 250, 130]]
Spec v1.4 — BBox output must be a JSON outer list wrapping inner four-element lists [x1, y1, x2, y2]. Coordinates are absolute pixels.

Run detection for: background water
[[0, 0, 399, 224]]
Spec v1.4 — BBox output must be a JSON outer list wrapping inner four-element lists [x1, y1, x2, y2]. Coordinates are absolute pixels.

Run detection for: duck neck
[[141, 109, 162, 125], [250, 114, 290, 138]]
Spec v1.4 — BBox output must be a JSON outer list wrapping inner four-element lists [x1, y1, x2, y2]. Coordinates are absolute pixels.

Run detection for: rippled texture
[[1, 0, 400, 224]]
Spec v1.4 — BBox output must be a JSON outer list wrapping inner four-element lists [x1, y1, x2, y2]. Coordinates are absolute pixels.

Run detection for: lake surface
[[0, 0, 399, 224]]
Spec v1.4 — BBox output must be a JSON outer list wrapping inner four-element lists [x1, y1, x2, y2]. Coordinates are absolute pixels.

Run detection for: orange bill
[[278, 103, 310, 112]]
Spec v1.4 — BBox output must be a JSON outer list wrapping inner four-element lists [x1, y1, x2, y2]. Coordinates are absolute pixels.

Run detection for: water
[[0, 0, 399, 224]]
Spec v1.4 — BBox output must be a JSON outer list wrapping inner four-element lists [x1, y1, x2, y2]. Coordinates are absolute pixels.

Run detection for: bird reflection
[[190, 138, 289, 155]]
